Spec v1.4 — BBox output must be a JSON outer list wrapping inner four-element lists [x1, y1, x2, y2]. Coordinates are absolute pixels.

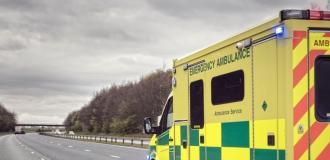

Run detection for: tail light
[[322, 11, 330, 20], [309, 10, 322, 20]]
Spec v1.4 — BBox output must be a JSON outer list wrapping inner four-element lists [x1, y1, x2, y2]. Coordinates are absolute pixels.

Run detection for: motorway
[[0, 133, 147, 160]]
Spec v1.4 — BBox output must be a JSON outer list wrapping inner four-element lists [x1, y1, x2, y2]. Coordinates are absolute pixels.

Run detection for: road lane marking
[[14, 135, 52, 160], [84, 149, 91, 152], [68, 145, 73, 148], [110, 155, 121, 159]]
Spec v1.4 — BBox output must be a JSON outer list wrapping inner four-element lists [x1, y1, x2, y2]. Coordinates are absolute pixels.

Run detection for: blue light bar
[[275, 26, 284, 35]]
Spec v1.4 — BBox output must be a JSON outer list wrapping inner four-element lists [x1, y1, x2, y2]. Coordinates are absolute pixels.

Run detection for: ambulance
[[143, 9, 330, 160]]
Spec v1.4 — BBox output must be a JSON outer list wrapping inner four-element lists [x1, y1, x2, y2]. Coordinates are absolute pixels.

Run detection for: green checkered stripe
[[150, 121, 285, 160]]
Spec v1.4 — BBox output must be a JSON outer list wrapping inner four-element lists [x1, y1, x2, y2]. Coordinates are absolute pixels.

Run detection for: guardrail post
[[131, 139, 133, 145], [122, 139, 124, 144], [141, 140, 143, 146], [115, 138, 117, 143], [111, 138, 113, 143], [99, 137, 101, 142], [105, 137, 107, 143], [95, 136, 96, 141]]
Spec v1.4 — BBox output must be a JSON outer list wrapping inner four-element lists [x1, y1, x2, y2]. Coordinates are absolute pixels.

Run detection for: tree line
[[0, 103, 16, 132], [64, 69, 172, 134]]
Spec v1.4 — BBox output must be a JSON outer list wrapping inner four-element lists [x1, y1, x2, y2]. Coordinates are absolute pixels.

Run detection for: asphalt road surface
[[0, 133, 147, 160]]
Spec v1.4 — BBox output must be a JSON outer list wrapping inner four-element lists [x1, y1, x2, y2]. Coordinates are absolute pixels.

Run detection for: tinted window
[[211, 70, 244, 105], [315, 55, 330, 122], [166, 99, 173, 129], [190, 80, 204, 129], [159, 97, 173, 133]]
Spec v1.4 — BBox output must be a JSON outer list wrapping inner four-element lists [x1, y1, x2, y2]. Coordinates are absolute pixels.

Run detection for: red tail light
[[310, 10, 322, 20], [323, 11, 330, 20]]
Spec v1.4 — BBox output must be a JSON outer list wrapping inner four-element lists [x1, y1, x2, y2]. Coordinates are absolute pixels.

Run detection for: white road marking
[[110, 155, 121, 159], [14, 135, 51, 160], [68, 145, 73, 148], [84, 149, 91, 152], [50, 142, 54, 144], [57, 143, 61, 146]]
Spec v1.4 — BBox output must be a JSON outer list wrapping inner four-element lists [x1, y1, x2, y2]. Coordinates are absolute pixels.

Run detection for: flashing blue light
[[275, 26, 284, 35]]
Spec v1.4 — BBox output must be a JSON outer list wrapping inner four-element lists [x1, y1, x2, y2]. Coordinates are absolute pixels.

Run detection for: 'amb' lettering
[[314, 40, 329, 47]]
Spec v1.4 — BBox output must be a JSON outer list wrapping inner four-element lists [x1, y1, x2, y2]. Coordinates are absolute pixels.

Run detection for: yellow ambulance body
[[144, 9, 330, 160]]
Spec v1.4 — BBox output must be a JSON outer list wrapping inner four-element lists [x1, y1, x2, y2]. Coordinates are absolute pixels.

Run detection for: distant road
[[0, 133, 147, 160]]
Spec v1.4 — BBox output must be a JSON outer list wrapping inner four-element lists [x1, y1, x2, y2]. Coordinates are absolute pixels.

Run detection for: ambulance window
[[166, 98, 173, 129], [211, 70, 244, 105], [315, 56, 330, 122], [159, 97, 173, 133], [190, 80, 204, 129]]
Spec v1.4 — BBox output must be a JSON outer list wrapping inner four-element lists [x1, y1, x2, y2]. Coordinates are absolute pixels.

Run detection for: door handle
[[169, 138, 173, 142], [182, 140, 187, 149], [200, 135, 204, 144]]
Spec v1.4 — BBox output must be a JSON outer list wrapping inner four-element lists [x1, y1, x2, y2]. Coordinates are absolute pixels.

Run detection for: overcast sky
[[0, 0, 323, 124]]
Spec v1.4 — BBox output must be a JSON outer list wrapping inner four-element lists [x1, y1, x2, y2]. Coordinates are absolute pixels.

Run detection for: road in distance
[[0, 133, 147, 160]]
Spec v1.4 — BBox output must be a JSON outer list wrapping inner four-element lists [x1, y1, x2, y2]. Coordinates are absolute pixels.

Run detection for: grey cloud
[[0, 0, 311, 123], [0, 39, 25, 51], [147, 0, 307, 18]]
